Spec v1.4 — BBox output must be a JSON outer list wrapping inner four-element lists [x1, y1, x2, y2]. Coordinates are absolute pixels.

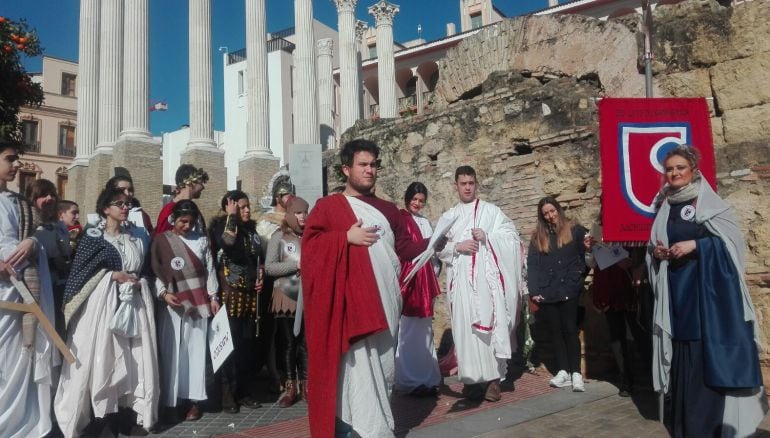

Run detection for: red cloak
[[301, 193, 389, 437], [398, 210, 441, 318]]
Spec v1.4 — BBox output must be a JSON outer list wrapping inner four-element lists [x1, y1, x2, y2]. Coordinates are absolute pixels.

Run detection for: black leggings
[[539, 298, 581, 374], [276, 317, 308, 380]]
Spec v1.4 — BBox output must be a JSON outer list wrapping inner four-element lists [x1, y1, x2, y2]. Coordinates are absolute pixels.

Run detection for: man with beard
[[302, 139, 439, 437], [154, 165, 209, 235]]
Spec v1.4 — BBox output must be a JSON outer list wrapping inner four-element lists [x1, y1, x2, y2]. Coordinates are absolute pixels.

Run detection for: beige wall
[[11, 56, 77, 199]]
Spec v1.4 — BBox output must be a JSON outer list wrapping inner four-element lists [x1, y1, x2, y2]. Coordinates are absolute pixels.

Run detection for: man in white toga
[[437, 165, 524, 401]]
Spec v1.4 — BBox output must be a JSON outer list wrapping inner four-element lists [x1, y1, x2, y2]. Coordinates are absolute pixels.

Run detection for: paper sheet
[[592, 244, 629, 270], [208, 304, 234, 373]]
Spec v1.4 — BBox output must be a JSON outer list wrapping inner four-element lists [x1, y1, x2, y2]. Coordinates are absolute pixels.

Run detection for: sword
[[0, 275, 75, 364]]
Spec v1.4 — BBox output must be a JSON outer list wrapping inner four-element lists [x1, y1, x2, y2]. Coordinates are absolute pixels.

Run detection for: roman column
[[69, 0, 99, 209], [317, 38, 335, 149], [355, 20, 368, 119], [184, 0, 226, 221], [240, 0, 279, 208], [293, 0, 319, 144], [333, 0, 359, 134], [368, 0, 399, 118]]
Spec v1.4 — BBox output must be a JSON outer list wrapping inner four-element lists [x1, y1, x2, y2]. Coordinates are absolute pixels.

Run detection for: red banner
[[598, 98, 716, 242]]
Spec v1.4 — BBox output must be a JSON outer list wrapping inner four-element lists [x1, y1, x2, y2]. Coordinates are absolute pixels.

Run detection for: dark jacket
[[527, 225, 588, 303]]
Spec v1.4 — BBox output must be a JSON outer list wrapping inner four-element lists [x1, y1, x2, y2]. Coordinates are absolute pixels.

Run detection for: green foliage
[[0, 15, 44, 144]]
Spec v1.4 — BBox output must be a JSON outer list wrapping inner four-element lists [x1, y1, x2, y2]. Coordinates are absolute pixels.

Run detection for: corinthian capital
[[368, 0, 399, 26], [317, 38, 334, 56], [355, 20, 369, 41], [333, 0, 357, 13]]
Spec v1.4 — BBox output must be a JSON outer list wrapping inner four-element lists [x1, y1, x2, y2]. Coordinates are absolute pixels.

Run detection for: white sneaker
[[572, 372, 585, 392], [549, 370, 572, 388]]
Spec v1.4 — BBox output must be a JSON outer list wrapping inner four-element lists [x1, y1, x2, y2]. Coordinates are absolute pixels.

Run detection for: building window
[[58, 125, 76, 157], [57, 173, 68, 199], [21, 120, 40, 152], [18, 171, 36, 195], [61, 73, 77, 97], [470, 12, 483, 29], [238, 70, 245, 95], [368, 44, 377, 59]]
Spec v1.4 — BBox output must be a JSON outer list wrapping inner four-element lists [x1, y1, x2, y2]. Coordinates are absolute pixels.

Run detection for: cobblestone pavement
[[147, 372, 770, 437]]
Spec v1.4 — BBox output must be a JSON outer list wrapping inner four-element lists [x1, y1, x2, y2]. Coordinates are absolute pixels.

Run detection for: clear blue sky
[[5, 0, 546, 135]]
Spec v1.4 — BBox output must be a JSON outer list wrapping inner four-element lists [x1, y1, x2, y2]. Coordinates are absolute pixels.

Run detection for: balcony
[[398, 95, 417, 116], [369, 103, 380, 120], [24, 141, 41, 153], [58, 144, 76, 157], [226, 39, 296, 66], [422, 91, 435, 107]]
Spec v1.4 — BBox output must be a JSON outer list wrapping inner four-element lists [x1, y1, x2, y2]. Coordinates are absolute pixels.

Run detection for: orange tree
[[0, 15, 43, 143]]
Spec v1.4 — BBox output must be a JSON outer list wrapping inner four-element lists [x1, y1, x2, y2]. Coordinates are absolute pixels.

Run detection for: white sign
[[289, 144, 323, 210], [208, 304, 234, 373], [592, 244, 630, 270]]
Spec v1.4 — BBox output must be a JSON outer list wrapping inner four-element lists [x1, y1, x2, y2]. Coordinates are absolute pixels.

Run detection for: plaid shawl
[[151, 231, 211, 317], [62, 230, 123, 326]]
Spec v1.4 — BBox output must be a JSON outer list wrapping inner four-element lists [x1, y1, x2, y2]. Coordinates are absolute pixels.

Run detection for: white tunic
[[438, 200, 523, 384], [337, 196, 402, 438], [155, 233, 218, 406], [395, 213, 442, 391], [54, 228, 159, 437], [0, 192, 56, 438]]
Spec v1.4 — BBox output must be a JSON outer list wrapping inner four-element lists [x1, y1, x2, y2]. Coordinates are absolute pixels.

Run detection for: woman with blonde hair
[[647, 145, 766, 436], [527, 196, 589, 392]]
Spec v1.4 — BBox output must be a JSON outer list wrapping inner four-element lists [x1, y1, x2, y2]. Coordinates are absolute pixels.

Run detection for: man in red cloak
[[302, 139, 435, 437]]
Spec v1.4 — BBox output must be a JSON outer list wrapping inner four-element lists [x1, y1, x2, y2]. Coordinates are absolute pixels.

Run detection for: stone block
[[66, 164, 88, 209], [657, 69, 714, 113], [84, 151, 114, 213], [239, 154, 280, 209], [710, 52, 770, 112], [722, 104, 770, 144], [181, 147, 227, 222], [113, 137, 163, 221]]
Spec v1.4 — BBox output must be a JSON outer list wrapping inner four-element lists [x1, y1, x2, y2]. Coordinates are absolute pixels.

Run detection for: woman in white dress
[[55, 187, 159, 437], [395, 182, 442, 396], [151, 200, 219, 422]]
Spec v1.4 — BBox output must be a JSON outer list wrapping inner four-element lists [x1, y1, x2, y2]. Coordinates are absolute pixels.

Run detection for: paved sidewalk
[[152, 372, 770, 437]]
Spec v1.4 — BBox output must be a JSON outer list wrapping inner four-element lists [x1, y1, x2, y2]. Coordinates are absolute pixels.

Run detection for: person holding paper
[[55, 187, 159, 436], [0, 141, 57, 438], [302, 139, 432, 437], [528, 196, 589, 392], [209, 190, 264, 413], [647, 145, 766, 437], [151, 200, 219, 423], [395, 182, 442, 397], [437, 166, 524, 402], [265, 196, 309, 408]]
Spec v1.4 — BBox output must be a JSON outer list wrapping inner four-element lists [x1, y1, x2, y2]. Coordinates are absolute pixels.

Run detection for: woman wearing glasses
[[152, 200, 219, 423], [54, 187, 160, 436]]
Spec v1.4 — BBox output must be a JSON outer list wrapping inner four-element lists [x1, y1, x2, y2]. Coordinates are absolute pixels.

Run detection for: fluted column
[[368, 1, 399, 118], [96, 0, 124, 150], [317, 38, 334, 150], [188, 0, 216, 149], [74, 0, 100, 163], [293, 0, 319, 144], [245, 0, 272, 156], [355, 20, 368, 119], [121, 0, 151, 139], [333, 0, 359, 134]]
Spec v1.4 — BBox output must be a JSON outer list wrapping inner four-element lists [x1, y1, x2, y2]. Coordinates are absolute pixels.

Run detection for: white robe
[[155, 234, 218, 406], [438, 200, 523, 384], [337, 196, 402, 438], [0, 192, 56, 438], [54, 229, 159, 437], [395, 214, 441, 391]]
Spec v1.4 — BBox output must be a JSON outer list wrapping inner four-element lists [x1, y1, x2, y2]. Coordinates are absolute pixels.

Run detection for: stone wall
[[332, 0, 770, 380]]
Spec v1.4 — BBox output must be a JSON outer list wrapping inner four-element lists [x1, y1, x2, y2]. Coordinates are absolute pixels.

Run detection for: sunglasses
[[109, 201, 130, 209]]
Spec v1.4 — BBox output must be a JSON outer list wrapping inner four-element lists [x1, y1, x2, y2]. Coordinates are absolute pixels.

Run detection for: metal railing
[[226, 38, 296, 65], [369, 103, 380, 119], [24, 141, 41, 153], [58, 144, 76, 157]]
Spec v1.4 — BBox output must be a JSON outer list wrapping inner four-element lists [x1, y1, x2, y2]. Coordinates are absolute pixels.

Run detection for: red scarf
[[398, 210, 441, 318]]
